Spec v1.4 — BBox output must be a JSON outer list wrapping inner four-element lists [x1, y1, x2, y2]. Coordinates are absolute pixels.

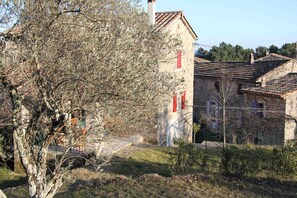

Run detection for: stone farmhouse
[[146, 0, 198, 146], [194, 53, 297, 145]]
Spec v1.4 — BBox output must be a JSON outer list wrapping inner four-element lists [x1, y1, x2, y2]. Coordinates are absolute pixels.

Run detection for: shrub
[[221, 145, 263, 176], [171, 139, 204, 175], [271, 143, 297, 179]]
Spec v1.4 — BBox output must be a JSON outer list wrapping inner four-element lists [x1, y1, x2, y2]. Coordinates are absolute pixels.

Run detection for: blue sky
[[140, 0, 297, 50]]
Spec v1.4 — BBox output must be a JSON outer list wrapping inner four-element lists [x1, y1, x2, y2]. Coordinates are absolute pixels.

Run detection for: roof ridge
[[156, 11, 183, 14], [155, 11, 197, 39], [255, 53, 292, 62]]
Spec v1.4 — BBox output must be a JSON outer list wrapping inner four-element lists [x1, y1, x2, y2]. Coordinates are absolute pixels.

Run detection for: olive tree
[[0, 0, 179, 197]]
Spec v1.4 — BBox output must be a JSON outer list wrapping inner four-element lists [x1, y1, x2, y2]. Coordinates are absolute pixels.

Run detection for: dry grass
[[2, 144, 297, 197]]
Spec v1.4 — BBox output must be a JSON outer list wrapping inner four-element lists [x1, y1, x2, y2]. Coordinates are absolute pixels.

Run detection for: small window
[[214, 81, 220, 92], [181, 91, 186, 110], [177, 50, 182, 69], [237, 83, 243, 95], [256, 103, 264, 117], [251, 100, 265, 117], [173, 93, 177, 112]]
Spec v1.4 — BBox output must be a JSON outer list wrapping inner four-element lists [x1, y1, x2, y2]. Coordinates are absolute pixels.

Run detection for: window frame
[[176, 50, 182, 69]]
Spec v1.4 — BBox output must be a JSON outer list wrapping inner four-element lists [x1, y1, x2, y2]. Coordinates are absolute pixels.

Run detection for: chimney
[[249, 53, 254, 64], [148, 0, 156, 25]]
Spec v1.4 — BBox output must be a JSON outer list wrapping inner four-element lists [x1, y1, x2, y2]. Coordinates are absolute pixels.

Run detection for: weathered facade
[[194, 54, 297, 145], [243, 73, 297, 145], [147, 1, 197, 146]]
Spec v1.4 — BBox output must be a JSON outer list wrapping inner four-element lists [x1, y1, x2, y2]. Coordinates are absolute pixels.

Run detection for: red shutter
[[177, 50, 182, 69], [181, 91, 186, 109], [173, 93, 177, 112]]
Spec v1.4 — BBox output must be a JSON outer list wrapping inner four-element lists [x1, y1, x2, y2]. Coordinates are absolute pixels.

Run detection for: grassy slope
[[2, 144, 297, 197]]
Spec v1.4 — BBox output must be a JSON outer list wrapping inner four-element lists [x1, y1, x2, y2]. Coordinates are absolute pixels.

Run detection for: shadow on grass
[[103, 155, 172, 178], [208, 173, 297, 198], [55, 174, 183, 198], [0, 176, 27, 189]]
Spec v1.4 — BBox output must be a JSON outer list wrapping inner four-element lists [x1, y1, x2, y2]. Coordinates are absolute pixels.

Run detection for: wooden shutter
[[181, 91, 186, 109], [173, 93, 177, 112], [177, 50, 182, 69]]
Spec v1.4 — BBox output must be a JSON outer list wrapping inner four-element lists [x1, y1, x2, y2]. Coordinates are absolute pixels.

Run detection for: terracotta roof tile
[[242, 73, 297, 97], [194, 60, 289, 82], [155, 11, 197, 39]]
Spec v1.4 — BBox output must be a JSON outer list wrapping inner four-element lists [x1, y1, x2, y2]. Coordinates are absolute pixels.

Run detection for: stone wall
[[193, 76, 288, 145], [193, 78, 247, 143], [284, 92, 297, 141], [193, 78, 251, 121], [244, 94, 286, 145]]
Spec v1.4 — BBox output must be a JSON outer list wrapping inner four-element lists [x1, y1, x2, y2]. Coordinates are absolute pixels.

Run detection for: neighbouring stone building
[[147, 0, 198, 146], [194, 53, 297, 145], [255, 53, 292, 62], [242, 73, 297, 145]]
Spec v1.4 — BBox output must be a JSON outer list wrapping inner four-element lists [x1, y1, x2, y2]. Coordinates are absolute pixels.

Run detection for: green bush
[[171, 139, 204, 175], [221, 145, 264, 176], [271, 143, 297, 179]]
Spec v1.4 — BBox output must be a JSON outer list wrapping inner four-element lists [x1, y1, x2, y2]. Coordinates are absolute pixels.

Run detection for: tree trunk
[[0, 189, 7, 198], [232, 132, 237, 144], [222, 101, 226, 148]]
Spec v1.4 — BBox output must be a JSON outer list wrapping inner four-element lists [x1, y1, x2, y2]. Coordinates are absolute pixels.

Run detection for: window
[[181, 91, 186, 110], [256, 102, 264, 117], [177, 50, 182, 69], [207, 100, 218, 130], [214, 81, 220, 92], [173, 93, 177, 112], [251, 100, 265, 117], [237, 83, 243, 95]]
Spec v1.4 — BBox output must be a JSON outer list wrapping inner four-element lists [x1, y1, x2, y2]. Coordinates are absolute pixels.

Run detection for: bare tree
[[216, 71, 237, 147], [194, 69, 244, 146], [0, 0, 179, 197]]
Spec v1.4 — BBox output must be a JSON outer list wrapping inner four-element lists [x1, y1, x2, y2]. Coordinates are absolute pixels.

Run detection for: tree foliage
[[195, 47, 209, 59], [0, 0, 179, 197], [255, 46, 268, 59], [196, 42, 254, 62], [196, 42, 296, 62], [269, 45, 279, 54], [279, 43, 296, 58]]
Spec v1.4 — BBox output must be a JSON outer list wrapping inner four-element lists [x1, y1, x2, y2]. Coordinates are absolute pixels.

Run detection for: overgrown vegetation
[[221, 143, 297, 179], [221, 145, 271, 176], [171, 139, 205, 174], [271, 142, 297, 179], [2, 143, 297, 197]]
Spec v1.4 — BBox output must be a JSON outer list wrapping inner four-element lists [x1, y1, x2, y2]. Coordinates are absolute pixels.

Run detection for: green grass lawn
[[2, 144, 297, 197], [0, 167, 26, 189]]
